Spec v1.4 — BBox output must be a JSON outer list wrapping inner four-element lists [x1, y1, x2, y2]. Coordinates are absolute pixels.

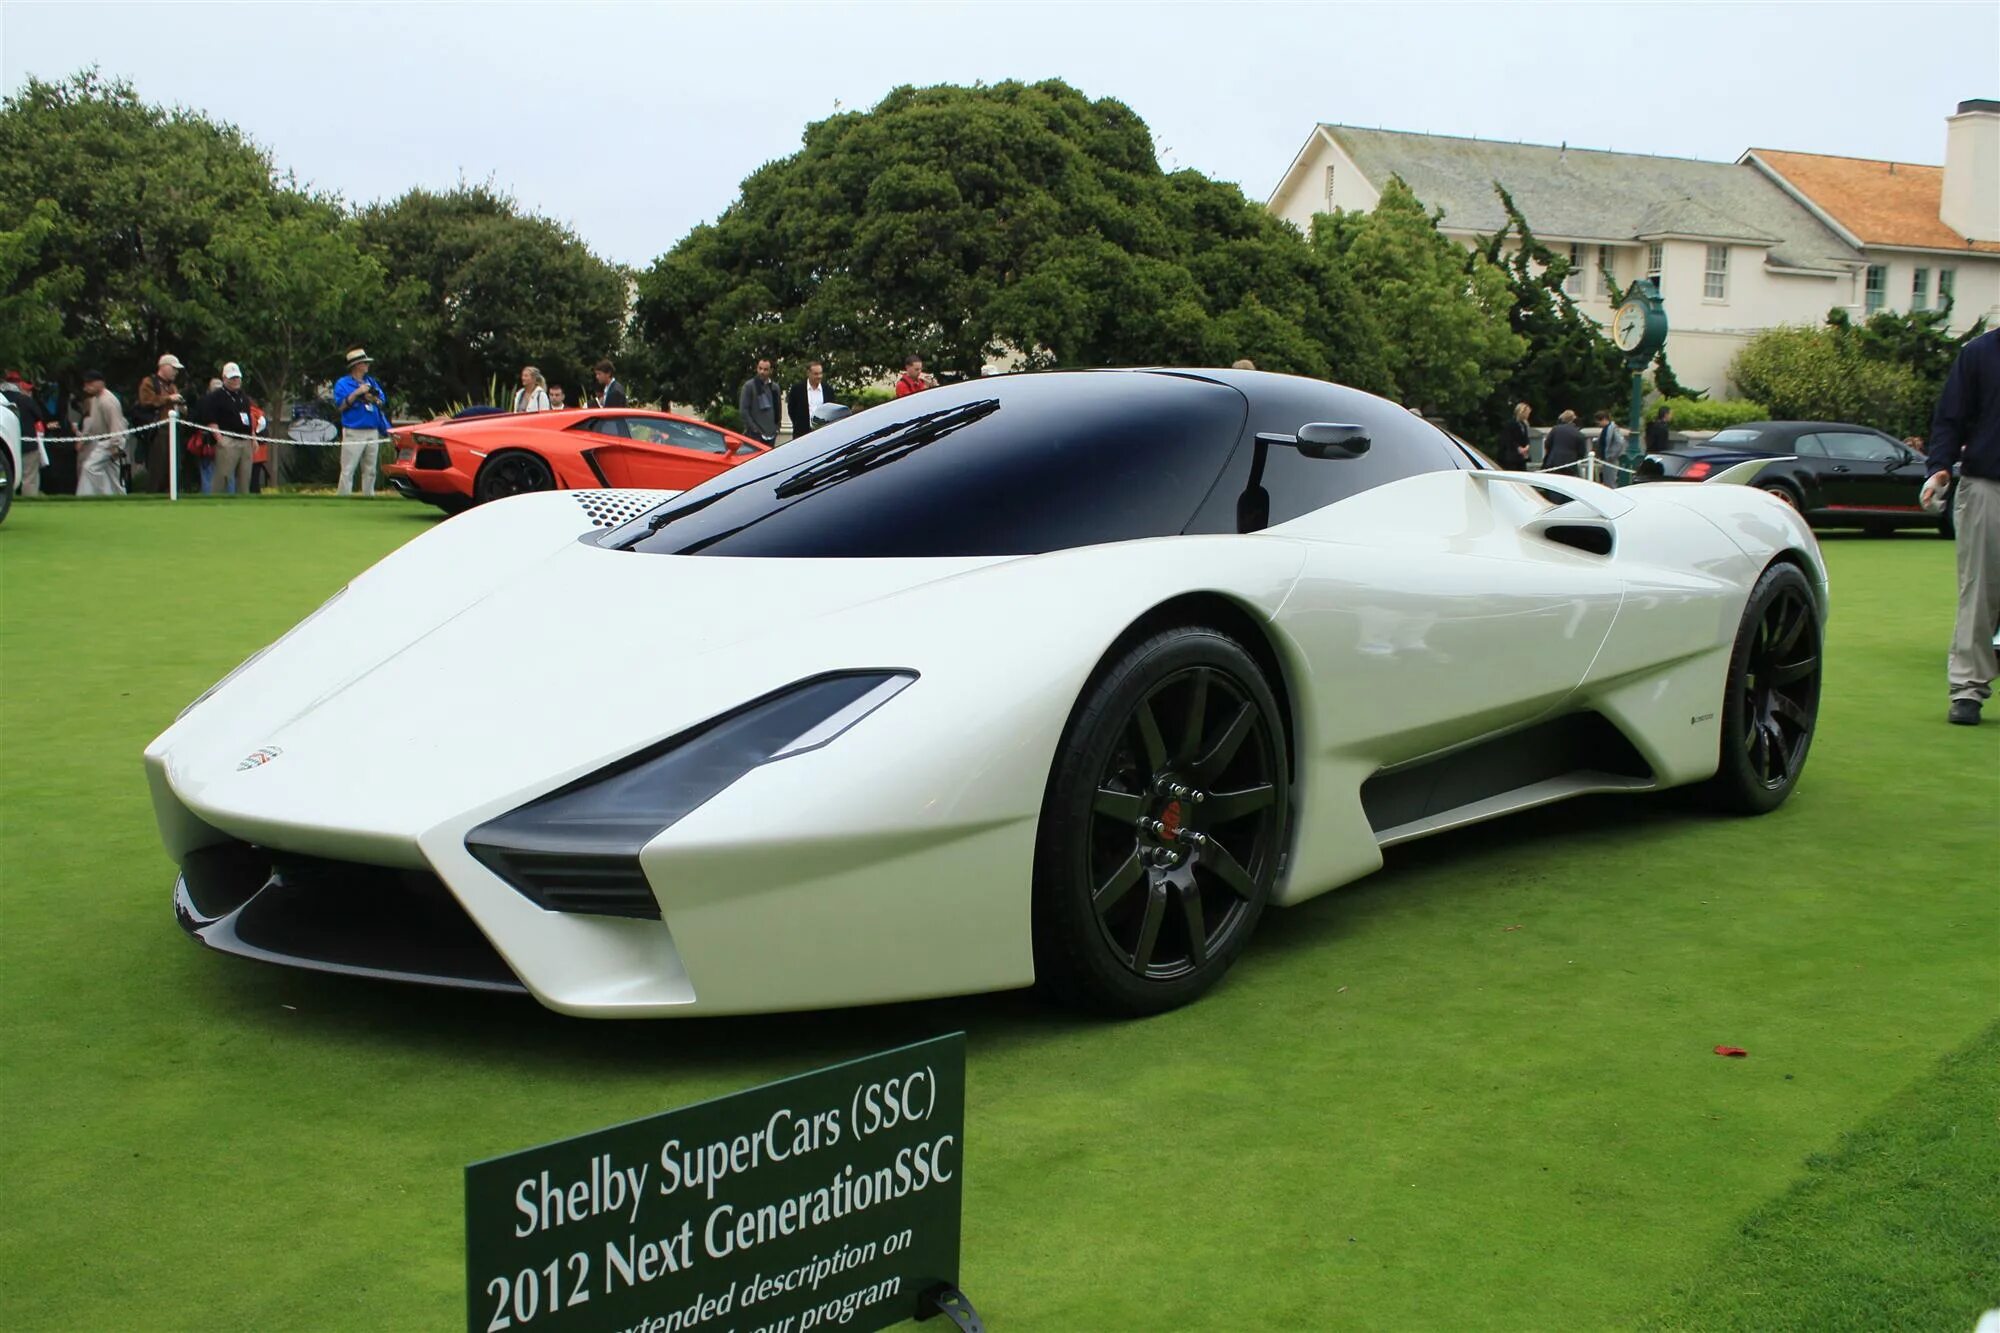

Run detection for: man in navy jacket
[[1924, 328, 2000, 725]]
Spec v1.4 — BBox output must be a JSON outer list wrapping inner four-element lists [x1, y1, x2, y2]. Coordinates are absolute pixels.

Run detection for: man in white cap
[[198, 362, 256, 496], [135, 353, 186, 492], [332, 347, 389, 496]]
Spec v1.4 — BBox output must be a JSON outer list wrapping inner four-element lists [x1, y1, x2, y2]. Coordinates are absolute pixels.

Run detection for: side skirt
[[1362, 712, 1655, 848]]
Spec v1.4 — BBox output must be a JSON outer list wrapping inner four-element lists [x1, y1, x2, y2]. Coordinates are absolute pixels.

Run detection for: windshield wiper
[[772, 399, 999, 498]]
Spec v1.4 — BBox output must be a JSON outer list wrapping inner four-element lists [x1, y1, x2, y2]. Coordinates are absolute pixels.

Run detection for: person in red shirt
[[894, 354, 931, 398]]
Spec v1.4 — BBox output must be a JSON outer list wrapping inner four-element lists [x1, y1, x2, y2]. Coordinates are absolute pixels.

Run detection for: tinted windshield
[[611, 373, 1247, 558]]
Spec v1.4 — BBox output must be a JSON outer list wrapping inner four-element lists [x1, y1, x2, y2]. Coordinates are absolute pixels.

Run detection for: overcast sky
[[5, 2, 1995, 268]]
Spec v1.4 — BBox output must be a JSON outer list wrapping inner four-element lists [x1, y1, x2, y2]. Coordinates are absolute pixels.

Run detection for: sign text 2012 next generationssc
[[467, 1034, 965, 1333]]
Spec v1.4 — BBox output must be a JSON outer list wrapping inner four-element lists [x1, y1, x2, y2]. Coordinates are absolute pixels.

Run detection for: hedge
[[1653, 397, 1769, 431]]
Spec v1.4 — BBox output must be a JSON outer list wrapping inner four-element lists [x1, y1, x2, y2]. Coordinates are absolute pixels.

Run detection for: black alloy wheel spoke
[[1095, 850, 1144, 917], [1203, 783, 1276, 824], [1177, 668, 1211, 767], [1178, 885, 1209, 966], [1093, 788, 1144, 822], [1134, 698, 1168, 773], [1195, 703, 1256, 785], [1771, 694, 1812, 732], [1770, 596, 1807, 658], [1760, 719, 1789, 781], [1131, 883, 1168, 971], [1769, 655, 1819, 687], [1201, 841, 1259, 901]]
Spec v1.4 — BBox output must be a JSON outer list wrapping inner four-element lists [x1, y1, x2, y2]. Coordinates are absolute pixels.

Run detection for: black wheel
[[0, 446, 13, 524], [1699, 562, 1822, 814], [473, 450, 555, 504], [1033, 626, 1290, 1015]]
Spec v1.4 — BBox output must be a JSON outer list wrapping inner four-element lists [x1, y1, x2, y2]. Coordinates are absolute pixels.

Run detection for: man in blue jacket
[[1923, 327, 2000, 726], [332, 347, 390, 497]]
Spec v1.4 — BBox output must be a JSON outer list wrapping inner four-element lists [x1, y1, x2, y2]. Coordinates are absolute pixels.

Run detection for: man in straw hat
[[332, 347, 389, 497]]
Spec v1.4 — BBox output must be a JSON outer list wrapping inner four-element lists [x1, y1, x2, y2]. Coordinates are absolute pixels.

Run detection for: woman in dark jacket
[[1499, 401, 1532, 470], [1644, 405, 1673, 454]]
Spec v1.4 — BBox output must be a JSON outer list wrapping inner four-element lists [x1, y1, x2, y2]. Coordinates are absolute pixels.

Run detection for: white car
[[0, 394, 20, 524], [146, 370, 1827, 1018]]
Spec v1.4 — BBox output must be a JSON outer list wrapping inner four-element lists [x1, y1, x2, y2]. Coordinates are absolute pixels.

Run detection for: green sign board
[[467, 1034, 966, 1333]]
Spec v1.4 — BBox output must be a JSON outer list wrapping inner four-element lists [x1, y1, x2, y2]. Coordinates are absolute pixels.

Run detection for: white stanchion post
[[168, 410, 179, 501]]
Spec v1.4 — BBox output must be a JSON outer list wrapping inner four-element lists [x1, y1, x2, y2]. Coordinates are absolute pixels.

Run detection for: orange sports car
[[385, 407, 770, 512]]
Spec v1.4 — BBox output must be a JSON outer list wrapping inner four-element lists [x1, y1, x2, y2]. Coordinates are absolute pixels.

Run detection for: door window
[[588, 416, 734, 453], [1808, 431, 1900, 463]]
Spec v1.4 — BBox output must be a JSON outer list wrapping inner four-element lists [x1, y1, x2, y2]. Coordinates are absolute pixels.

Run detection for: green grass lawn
[[3, 497, 1995, 1331]]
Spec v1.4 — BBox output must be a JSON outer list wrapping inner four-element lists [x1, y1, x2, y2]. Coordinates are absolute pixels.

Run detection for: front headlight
[[465, 671, 915, 918]]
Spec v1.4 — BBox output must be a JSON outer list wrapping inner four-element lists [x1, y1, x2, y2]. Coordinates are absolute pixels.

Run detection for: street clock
[[1613, 279, 1668, 367]]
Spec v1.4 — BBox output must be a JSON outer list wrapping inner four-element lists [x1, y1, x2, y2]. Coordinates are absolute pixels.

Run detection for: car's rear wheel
[[1033, 626, 1290, 1015], [1698, 562, 1822, 814], [1758, 481, 1802, 511], [0, 447, 13, 525], [473, 450, 555, 504]]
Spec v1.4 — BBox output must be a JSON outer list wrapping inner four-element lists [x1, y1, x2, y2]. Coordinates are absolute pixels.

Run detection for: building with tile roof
[[1267, 102, 1998, 399], [1743, 101, 2000, 334]]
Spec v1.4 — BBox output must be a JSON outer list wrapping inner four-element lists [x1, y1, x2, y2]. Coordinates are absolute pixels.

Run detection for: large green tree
[[357, 185, 628, 412], [0, 198, 81, 373], [0, 70, 398, 417], [1477, 186, 1628, 438], [192, 191, 402, 421], [634, 80, 1388, 409], [1730, 320, 1935, 437], [1310, 177, 1521, 418]]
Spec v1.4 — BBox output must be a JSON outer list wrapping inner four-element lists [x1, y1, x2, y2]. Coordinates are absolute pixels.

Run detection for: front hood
[[149, 492, 1006, 846]]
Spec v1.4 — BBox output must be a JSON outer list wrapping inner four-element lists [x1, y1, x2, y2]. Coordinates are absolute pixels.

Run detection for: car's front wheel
[[473, 450, 555, 504], [1698, 561, 1822, 814], [1033, 626, 1290, 1015]]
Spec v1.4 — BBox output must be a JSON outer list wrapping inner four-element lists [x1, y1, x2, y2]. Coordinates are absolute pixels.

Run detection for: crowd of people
[[1493, 400, 1668, 482], [4, 347, 643, 498]]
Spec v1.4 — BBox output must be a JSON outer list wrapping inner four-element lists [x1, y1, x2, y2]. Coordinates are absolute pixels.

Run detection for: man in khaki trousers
[[332, 348, 387, 497], [1923, 328, 2000, 727]]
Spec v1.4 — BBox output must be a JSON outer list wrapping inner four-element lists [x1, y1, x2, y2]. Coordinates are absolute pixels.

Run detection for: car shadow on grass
[[191, 790, 1733, 1081]]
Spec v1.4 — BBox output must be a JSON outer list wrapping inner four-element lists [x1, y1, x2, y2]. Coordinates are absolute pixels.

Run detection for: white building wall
[[1267, 134, 1379, 235], [1852, 251, 2000, 330]]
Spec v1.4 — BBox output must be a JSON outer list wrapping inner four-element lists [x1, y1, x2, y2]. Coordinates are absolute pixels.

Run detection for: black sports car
[[1635, 420, 1947, 536]]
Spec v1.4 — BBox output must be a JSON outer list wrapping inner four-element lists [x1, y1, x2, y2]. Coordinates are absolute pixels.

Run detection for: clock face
[[1614, 300, 1648, 352]]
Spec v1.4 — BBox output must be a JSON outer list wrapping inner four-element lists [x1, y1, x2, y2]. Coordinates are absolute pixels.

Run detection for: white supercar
[[146, 370, 1827, 1017]]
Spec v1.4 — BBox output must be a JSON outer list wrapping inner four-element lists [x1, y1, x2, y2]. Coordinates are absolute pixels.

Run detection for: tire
[[0, 448, 12, 526], [472, 450, 555, 504], [1033, 626, 1291, 1015], [1758, 481, 1802, 512], [1697, 562, 1822, 814]]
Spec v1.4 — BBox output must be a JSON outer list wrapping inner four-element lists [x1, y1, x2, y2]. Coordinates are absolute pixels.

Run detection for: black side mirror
[[1295, 422, 1371, 459], [811, 402, 850, 426]]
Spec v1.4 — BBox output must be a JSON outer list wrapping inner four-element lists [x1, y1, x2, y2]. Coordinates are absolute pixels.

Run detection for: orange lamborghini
[[385, 408, 770, 512]]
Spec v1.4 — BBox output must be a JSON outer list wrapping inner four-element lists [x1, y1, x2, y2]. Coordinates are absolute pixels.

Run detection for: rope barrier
[[34, 419, 170, 445]]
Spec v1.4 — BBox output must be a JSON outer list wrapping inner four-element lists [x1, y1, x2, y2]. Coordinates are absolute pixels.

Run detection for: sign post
[[467, 1034, 976, 1333]]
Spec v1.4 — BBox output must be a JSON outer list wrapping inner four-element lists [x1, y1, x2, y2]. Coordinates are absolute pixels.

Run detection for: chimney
[[1940, 98, 2000, 243]]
